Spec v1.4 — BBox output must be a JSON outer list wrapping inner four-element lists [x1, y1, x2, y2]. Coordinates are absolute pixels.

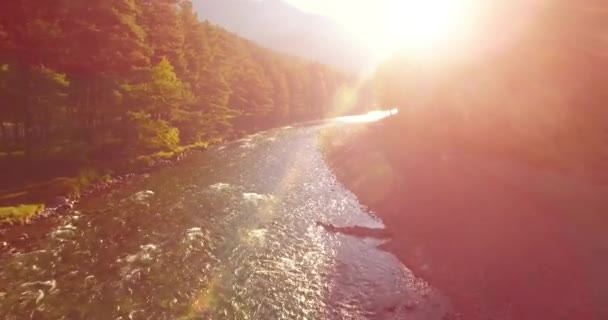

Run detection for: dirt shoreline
[[320, 123, 608, 320]]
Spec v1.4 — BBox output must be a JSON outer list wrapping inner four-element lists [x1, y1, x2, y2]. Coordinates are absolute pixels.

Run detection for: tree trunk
[[23, 120, 31, 154], [12, 122, 23, 152], [0, 122, 6, 148]]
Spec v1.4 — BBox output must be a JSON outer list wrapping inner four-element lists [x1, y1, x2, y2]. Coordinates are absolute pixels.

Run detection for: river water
[[0, 119, 451, 319]]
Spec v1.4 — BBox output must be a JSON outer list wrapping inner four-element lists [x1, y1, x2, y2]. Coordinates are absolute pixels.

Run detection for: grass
[[131, 142, 210, 169], [0, 204, 45, 224], [0, 177, 78, 205], [0, 141, 214, 213], [0, 172, 96, 207]]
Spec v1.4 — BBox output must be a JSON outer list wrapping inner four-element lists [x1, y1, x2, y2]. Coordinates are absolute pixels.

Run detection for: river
[[0, 117, 452, 319]]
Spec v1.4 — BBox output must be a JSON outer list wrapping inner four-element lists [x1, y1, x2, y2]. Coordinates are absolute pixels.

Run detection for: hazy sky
[[282, 0, 388, 47], [283, 0, 378, 27], [283, 0, 345, 16], [282, 0, 486, 58]]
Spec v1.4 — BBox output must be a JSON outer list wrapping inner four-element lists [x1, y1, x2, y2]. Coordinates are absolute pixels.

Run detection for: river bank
[[0, 122, 452, 319], [0, 142, 211, 225], [0, 146, 213, 254], [320, 121, 608, 320]]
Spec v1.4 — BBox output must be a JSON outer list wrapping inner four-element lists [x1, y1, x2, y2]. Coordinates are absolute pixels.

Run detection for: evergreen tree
[[130, 58, 193, 121], [140, 0, 187, 75], [0, 0, 352, 170]]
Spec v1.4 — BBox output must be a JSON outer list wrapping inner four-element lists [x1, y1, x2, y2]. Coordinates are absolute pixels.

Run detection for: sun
[[341, 0, 479, 60]]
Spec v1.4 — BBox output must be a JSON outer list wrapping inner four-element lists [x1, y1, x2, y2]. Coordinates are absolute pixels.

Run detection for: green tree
[[229, 60, 274, 131], [130, 58, 193, 121], [140, 0, 186, 75], [0, 0, 353, 181], [0, 64, 69, 153], [127, 111, 180, 152]]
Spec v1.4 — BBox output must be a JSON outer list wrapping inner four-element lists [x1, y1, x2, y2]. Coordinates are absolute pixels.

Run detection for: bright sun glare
[[388, 1, 471, 50], [312, 0, 480, 60]]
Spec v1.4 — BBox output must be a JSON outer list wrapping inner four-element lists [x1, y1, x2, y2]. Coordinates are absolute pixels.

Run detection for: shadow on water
[[0, 122, 450, 319]]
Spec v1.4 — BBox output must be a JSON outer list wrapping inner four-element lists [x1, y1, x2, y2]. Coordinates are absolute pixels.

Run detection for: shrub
[[128, 112, 180, 152], [78, 168, 101, 187], [0, 204, 45, 224]]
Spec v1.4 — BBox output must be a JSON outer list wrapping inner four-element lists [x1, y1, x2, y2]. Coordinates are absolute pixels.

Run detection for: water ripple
[[0, 124, 451, 319]]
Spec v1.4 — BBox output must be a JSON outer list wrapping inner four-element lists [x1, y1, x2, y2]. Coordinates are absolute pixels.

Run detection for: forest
[[0, 0, 356, 189]]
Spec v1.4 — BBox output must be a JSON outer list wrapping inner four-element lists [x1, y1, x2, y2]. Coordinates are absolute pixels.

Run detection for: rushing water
[[0, 121, 451, 319]]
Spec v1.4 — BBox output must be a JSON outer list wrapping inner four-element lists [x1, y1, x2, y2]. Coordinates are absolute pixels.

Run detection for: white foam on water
[[209, 183, 232, 191], [245, 229, 268, 245], [125, 253, 150, 264], [62, 223, 77, 230], [185, 227, 206, 241], [249, 229, 267, 238], [130, 190, 155, 203], [246, 133, 261, 139], [35, 290, 44, 304], [239, 141, 256, 149], [187, 227, 202, 233], [140, 244, 157, 251], [243, 193, 275, 205], [19, 280, 57, 291], [51, 228, 75, 239], [121, 244, 159, 265]]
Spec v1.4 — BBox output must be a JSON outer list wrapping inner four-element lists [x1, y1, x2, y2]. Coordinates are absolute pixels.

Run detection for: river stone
[[48, 196, 70, 208]]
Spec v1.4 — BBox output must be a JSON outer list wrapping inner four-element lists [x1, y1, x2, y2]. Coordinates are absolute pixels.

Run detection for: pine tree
[[132, 58, 193, 121], [0, 0, 352, 165], [140, 0, 186, 76]]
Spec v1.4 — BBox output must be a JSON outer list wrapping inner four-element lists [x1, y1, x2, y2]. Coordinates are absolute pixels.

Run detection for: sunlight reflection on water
[[335, 109, 399, 123], [0, 119, 450, 320]]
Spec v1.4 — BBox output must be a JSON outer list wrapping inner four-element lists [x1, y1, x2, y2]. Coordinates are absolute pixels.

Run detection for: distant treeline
[[0, 0, 357, 164], [373, 1, 608, 177]]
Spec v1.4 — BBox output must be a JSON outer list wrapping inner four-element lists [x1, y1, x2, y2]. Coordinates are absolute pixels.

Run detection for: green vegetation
[[0, 0, 366, 207], [0, 178, 76, 204], [0, 0, 351, 161], [0, 204, 45, 224], [0, 169, 107, 207]]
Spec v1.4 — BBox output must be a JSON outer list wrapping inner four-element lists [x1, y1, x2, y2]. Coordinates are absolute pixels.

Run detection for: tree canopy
[[0, 0, 353, 174]]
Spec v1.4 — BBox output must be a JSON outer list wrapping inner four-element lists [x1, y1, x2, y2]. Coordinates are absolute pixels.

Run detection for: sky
[[282, 0, 398, 57], [283, 0, 380, 30], [283, 0, 349, 16], [282, 0, 479, 58]]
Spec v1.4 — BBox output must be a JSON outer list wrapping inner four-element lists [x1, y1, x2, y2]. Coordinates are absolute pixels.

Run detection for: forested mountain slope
[[193, 0, 374, 72], [0, 0, 352, 182]]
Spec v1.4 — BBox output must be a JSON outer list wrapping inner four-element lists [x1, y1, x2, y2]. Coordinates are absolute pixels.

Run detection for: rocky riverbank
[[319, 122, 608, 320]]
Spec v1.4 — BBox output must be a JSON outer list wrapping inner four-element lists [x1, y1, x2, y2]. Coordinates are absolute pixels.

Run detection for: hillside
[[193, 0, 374, 72], [0, 0, 353, 201]]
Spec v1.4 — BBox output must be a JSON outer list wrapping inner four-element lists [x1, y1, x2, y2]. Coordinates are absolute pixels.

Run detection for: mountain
[[192, 0, 374, 72]]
